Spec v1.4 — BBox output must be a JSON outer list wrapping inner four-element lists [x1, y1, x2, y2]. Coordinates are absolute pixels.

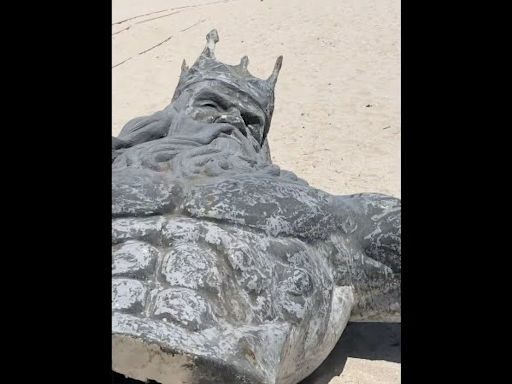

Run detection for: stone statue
[[112, 30, 400, 384]]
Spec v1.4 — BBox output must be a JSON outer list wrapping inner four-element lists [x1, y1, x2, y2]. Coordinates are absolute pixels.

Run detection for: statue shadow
[[299, 322, 401, 384]]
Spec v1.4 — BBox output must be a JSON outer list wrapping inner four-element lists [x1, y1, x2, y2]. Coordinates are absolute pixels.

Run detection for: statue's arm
[[328, 193, 401, 321], [113, 108, 176, 150], [331, 193, 401, 273]]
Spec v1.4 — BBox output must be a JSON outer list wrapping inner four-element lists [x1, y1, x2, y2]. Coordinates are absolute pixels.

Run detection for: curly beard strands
[[169, 126, 276, 179], [111, 137, 202, 172], [113, 117, 277, 179]]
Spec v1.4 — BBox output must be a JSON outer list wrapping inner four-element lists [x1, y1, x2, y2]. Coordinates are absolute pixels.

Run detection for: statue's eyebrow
[[194, 91, 229, 110]]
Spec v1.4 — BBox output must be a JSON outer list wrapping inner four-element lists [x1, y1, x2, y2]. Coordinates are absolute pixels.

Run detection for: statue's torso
[[112, 168, 398, 384], [112, 210, 357, 384]]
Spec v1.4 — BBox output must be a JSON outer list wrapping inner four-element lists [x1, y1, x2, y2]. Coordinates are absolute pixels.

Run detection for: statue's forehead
[[181, 81, 267, 115]]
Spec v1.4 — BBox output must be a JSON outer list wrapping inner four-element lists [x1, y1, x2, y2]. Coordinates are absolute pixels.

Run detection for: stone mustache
[[112, 30, 401, 384]]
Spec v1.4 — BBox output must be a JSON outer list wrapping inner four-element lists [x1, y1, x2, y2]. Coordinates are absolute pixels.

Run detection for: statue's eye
[[241, 112, 261, 127], [201, 102, 218, 109]]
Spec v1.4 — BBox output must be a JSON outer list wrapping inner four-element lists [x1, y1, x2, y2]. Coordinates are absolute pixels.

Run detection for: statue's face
[[114, 81, 273, 176], [172, 81, 267, 146]]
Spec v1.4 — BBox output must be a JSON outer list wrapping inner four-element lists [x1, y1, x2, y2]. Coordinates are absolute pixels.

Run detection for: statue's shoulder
[[112, 167, 184, 217]]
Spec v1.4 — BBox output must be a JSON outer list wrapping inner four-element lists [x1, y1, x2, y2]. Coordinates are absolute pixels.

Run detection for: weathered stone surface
[[112, 279, 147, 314], [112, 240, 159, 279], [152, 287, 216, 331], [112, 29, 400, 384]]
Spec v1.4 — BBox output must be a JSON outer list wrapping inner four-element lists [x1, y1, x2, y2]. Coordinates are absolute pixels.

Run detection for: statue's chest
[[111, 214, 354, 384], [182, 176, 341, 240], [113, 170, 342, 240], [112, 215, 337, 325]]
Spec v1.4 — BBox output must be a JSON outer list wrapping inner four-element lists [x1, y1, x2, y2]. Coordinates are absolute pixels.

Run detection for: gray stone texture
[[112, 30, 400, 384]]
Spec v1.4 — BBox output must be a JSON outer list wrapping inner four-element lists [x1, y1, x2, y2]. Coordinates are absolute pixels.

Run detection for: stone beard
[[112, 30, 401, 384], [113, 111, 276, 179]]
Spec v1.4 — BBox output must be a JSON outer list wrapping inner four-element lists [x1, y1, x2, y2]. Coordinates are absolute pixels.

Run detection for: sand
[[327, 359, 400, 384], [112, 0, 401, 382], [112, 0, 400, 198]]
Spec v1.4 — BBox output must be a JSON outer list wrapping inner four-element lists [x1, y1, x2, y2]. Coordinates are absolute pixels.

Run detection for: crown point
[[206, 29, 219, 44], [202, 29, 220, 58], [181, 59, 189, 73], [240, 56, 249, 70], [267, 56, 283, 87], [274, 56, 283, 71]]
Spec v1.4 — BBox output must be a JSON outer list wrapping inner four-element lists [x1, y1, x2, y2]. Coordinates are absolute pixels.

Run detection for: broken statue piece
[[112, 29, 401, 384]]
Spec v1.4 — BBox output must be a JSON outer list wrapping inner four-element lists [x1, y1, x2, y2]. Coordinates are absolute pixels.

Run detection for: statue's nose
[[214, 113, 247, 136]]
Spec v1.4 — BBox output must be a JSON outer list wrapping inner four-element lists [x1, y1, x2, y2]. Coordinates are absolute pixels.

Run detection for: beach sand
[[112, 0, 401, 382]]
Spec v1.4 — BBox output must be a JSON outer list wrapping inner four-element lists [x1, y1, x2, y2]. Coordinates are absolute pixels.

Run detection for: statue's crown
[[172, 30, 283, 142]]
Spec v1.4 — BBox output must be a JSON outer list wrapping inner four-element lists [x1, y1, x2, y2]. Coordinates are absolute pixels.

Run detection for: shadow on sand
[[299, 322, 401, 384]]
